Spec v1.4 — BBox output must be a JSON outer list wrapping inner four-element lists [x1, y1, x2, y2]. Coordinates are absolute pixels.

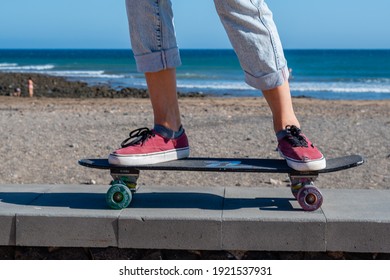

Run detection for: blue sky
[[0, 0, 389, 49]]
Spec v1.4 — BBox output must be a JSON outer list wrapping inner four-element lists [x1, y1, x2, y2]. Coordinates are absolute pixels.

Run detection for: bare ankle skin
[[145, 68, 182, 132], [262, 81, 300, 133]]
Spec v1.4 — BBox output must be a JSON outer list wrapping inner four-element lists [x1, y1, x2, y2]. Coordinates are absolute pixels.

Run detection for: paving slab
[[118, 186, 224, 250], [0, 184, 55, 246], [0, 214, 15, 246], [2, 185, 120, 248], [222, 186, 326, 251], [321, 189, 390, 253]]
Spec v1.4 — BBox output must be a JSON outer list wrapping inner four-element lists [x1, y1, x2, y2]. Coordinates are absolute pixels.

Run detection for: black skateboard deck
[[78, 155, 364, 211], [79, 154, 363, 175]]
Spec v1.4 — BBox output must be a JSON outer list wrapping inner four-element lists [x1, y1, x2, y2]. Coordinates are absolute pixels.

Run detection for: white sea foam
[[0, 63, 18, 67], [177, 80, 252, 91], [176, 80, 390, 94], [45, 70, 125, 79], [0, 64, 55, 71], [290, 81, 390, 94], [0, 63, 124, 79]]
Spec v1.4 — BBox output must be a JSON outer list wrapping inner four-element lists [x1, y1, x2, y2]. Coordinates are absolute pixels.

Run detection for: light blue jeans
[[125, 0, 289, 91]]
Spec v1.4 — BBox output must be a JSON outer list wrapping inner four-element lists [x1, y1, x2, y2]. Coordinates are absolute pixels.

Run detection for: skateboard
[[78, 155, 364, 211]]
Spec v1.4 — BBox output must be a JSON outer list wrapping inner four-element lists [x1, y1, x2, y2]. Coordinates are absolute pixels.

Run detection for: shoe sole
[[286, 158, 327, 171], [108, 147, 190, 166], [279, 151, 327, 171]]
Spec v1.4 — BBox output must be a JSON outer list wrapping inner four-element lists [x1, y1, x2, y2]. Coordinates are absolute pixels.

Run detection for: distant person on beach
[[109, 0, 326, 172], [28, 77, 34, 97], [13, 87, 21, 97]]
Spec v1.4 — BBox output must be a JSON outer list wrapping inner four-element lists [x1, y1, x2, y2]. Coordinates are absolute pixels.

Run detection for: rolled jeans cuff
[[245, 65, 290, 91], [135, 47, 182, 73]]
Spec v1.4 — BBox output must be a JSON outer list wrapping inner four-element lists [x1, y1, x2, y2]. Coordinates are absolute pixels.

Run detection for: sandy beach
[[1, 84, 389, 189], [1, 73, 390, 259]]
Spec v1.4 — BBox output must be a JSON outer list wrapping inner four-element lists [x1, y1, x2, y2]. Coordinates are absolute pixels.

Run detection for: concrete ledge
[[0, 184, 389, 253]]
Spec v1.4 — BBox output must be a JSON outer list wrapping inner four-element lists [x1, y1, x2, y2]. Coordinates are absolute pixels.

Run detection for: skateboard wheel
[[106, 182, 132, 209], [297, 185, 323, 211]]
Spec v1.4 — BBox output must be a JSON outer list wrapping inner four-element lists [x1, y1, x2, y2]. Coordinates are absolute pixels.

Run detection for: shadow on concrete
[[0, 191, 298, 211]]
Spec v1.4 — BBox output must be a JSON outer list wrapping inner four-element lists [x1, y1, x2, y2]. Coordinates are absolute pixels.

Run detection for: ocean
[[1, 49, 390, 100]]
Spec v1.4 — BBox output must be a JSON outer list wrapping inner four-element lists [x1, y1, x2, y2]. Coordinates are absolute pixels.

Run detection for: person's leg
[[109, 0, 189, 166], [126, 0, 182, 132], [126, 0, 181, 73], [214, 0, 325, 171], [214, 0, 289, 92], [262, 81, 299, 133], [214, 0, 295, 132], [146, 68, 182, 132]]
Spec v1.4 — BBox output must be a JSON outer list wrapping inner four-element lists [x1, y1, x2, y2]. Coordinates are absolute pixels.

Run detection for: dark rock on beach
[[0, 72, 205, 98], [0, 72, 149, 98]]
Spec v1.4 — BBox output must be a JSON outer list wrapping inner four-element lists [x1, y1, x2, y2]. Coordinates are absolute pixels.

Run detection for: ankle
[[153, 118, 182, 133], [154, 124, 184, 139], [274, 121, 300, 134]]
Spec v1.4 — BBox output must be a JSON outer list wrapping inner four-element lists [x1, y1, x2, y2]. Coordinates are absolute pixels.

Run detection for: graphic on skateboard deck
[[79, 155, 364, 211]]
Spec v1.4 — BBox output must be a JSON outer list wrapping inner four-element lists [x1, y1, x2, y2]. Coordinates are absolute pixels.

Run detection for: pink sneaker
[[108, 127, 190, 166], [277, 125, 326, 171]]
